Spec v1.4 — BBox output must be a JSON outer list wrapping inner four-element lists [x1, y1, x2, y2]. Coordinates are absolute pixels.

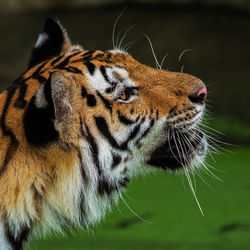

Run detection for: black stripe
[[117, 111, 134, 125], [71, 51, 95, 63], [105, 84, 117, 93], [1, 87, 17, 134], [100, 66, 110, 83], [98, 52, 113, 64], [120, 122, 141, 150], [85, 124, 102, 175], [14, 83, 27, 108], [105, 87, 115, 94], [85, 121, 119, 197], [72, 145, 87, 225], [92, 53, 106, 61], [156, 109, 159, 120], [82, 55, 95, 62], [111, 153, 122, 169], [34, 61, 47, 75], [0, 138, 18, 177], [43, 75, 54, 105], [51, 55, 64, 65], [119, 177, 130, 188], [85, 62, 96, 75], [98, 178, 117, 196], [55, 52, 80, 70], [169, 106, 178, 116], [86, 94, 96, 107], [142, 119, 155, 138], [32, 74, 46, 83], [4, 220, 30, 250], [79, 117, 85, 137], [55, 56, 71, 69], [79, 188, 86, 226], [136, 119, 155, 146], [81, 86, 87, 98], [63, 66, 83, 74], [106, 52, 112, 59], [82, 50, 95, 57], [96, 91, 112, 112], [28, 61, 48, 84], [23, 97, 58, 146], [0, 86, 19, 177], [77, 149, 88, 184], [100, 65, 117, 88], [71, 52, 110, 64], [95, 116, 143, 151], [94, 116, 120, 149], [110, 81, 117, 87], [75, 147, 88, 226], [23, 76, 58, 146]]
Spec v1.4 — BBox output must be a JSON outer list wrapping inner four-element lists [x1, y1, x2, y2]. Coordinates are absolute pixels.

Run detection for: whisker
[[202, 164, 223, 182], [195, 169, 213, 188], [167, 129, 184, 169], [200, 123, 225, 136], [122, 40, 137, 52], [173, 131, 203, 215], [184, 165, 204, 215], [143, 34, 161, 69], [118, 24, 136, 50], [115, 31, 121, 49], [160, 52, 169, 69], [118, 190, 153, 224], [178, 49, 194, 74], [181, 64, 185, 73], [178, 49, 194, 62], [112, 8, 126, 49], [191, 171, 197, 191], [181, 133, 213, 188]]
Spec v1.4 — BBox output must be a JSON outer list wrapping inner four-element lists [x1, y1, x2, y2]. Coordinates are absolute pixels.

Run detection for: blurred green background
[[0, 0, 250, 249]]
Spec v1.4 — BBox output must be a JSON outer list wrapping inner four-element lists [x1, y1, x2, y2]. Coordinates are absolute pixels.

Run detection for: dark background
[[0, 1, 250, 249], [1, 1, 250, 143]]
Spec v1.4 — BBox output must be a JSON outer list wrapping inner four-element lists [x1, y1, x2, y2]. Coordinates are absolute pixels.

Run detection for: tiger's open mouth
[[147, 129, 206, 170]]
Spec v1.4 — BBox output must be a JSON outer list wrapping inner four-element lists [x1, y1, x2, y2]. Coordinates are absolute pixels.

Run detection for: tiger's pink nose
[[188, 85, 207, 104]]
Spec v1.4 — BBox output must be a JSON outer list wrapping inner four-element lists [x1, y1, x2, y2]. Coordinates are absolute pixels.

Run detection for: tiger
[[0, 18, 207, 250]]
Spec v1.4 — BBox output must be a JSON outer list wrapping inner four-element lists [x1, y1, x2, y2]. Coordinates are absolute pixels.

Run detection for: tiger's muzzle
[[146, 127, 207, 171]]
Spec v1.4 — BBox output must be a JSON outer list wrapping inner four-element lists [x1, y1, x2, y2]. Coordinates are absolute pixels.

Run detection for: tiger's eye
[[120, 92, 127, 100]]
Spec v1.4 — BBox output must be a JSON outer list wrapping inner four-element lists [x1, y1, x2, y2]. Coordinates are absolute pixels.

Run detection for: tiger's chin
[[146, 129, 207, 171]]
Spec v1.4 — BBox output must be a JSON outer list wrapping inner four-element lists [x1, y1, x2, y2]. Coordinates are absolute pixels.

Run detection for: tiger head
[[0, 18, 207, 244], [24, 18, 207, 205]]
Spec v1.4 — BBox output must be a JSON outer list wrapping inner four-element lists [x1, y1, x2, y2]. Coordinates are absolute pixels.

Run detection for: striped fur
[[0, 19, 207, 249]]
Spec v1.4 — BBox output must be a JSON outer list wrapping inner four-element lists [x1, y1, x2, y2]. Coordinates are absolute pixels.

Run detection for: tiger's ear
[[25, 71, 79, 147], [28, 18, 72, 69], [50, 71, 78, 143]]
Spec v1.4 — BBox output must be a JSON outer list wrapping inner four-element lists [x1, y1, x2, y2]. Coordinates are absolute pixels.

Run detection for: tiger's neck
[[0, 140, 126, 248]]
